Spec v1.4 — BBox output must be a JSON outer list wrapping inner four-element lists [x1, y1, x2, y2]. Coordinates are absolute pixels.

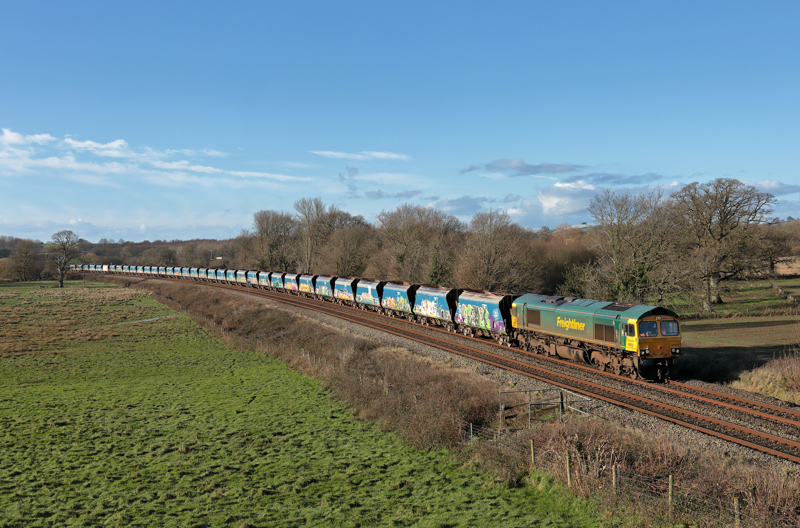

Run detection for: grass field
[[0, 282, 609, 527], [668, 278, 797, 318]]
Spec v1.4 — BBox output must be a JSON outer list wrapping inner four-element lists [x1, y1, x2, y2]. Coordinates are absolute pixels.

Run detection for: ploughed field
[[0, 282, 607, 527]]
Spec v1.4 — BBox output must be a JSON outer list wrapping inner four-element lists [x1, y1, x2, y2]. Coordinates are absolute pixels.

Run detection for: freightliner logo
[[557, 317, 586, 332]]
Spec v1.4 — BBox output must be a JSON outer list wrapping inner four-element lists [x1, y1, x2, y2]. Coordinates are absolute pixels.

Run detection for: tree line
[[1, 178, 797, 312]]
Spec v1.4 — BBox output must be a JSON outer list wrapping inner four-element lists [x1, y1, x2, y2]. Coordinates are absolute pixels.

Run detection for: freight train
[[73, 264, 682, 380]]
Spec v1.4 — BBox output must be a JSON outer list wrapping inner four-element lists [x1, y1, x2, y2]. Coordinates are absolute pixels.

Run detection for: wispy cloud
[[339, 166, 359, 196], [462, 158, 585, 177], [63, 137, 134, 158], [562, 171, 666, 186], [365, 189, 423, 199], [429, 195, 496, 216], [311, 150, 411, 161], [165, 148, 227, 157], [0, 127, 310, 184]]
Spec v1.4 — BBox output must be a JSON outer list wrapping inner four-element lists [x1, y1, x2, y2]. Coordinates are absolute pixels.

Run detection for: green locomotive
[[511, 294, 681, 380]]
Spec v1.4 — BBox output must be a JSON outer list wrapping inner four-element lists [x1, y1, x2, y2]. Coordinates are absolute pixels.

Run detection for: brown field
[[0, 284, 175, 356], [775, 256, 800, 276]]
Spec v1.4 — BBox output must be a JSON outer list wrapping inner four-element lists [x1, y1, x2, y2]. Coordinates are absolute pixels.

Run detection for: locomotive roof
[[513, 294, 679, 320]]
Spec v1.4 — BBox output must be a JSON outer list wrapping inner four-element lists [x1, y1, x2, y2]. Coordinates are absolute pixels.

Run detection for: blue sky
[[2, 2, 799, 242]]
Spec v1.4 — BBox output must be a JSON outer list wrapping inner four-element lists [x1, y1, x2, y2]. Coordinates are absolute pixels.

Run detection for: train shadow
[[672, 345, 790, 383]]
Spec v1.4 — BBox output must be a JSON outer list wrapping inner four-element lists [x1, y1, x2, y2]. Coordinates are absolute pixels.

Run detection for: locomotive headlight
[[671, 348, 681, 355]]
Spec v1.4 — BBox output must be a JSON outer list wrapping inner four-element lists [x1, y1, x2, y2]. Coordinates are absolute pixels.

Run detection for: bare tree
[[142, 246, 178, 267], [580, 188, 681, 303], [11, 239, 43, 281], [317, 225, 375, 276], [49, 230, 82, 287], [453, 210, 542, 293], [294, 197, 328, 273], [252, 209, 297, 271], [670, 178, 777, 311], [372, 204, 464, 284]]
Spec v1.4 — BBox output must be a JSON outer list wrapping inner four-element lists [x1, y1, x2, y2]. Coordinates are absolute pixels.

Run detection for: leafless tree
[[11, 239, 43, 281], [252, 209, 297, 271], [49, 230, 82, 287], [453, 210, 542, 293], [317, 225, 376, 276], [142, 246, 178, 267], [294, 197, 329, 273], [580, 188, 681, 303], [372, 204, 465, 284], [669, 178, 777, 311]]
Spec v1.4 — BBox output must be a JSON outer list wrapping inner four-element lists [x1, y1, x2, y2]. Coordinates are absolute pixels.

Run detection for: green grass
[[0, 283, 609, 527], [774, 277, 800, 298], [666, 278, 796, 318]]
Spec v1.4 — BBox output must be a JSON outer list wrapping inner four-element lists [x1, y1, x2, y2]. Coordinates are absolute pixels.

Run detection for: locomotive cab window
[[639, 321, 658, 337], [625, 324, 636, 337], [660, 320, 679, 336], [526, 308, 541, 326]]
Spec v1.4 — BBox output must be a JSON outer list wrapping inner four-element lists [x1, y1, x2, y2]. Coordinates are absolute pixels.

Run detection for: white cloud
[[553, 180, 596, 191], [165, 148, 227, 157], [0, 128, 56, 146], [753, 179, 800, 196], [149, 160, 191, 170], [63, 137, 134, 158], [537, 182, 597, 215], [228, 170, 311, 181], [0, 127, 314, 186], [311, 150, 411, 161]]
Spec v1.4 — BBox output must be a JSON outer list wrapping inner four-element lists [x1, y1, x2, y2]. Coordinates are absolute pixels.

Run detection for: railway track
[[203, 280, 800, 465], [101, 275, 800, 465]]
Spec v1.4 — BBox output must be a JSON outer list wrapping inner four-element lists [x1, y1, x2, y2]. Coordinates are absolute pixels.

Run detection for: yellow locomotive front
[[623, 314, 681, 379]]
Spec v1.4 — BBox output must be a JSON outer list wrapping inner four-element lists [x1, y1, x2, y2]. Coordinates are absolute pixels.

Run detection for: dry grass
[[101, 276, 800, 527], [0, 285, 172, 356], [478, 419, 800, 527], [775, 256, 800, 276]]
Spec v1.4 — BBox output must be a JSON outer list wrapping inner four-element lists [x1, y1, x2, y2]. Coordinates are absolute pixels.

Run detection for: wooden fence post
[[668, 475, 673, 519], [530, 439, 535, 469], [566, 451, 572, 488], [612, 465, 617, 496], [734, 496, 741, 528]]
